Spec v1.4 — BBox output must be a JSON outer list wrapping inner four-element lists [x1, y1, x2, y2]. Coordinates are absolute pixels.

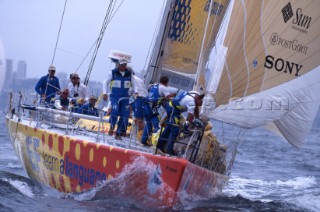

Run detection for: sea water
[[0, 109, 319, 211]]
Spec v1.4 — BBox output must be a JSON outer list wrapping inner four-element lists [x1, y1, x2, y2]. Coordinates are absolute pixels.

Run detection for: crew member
[[67, 73, 88, 102], [102, 58, 136, 140], [81, 95, 99, 117], [130, 71, 148, 132], [156, 90, 205, 155], [141, 76, 178, 146], [52, 88, 70, 111], [35, 65, 61, 105]]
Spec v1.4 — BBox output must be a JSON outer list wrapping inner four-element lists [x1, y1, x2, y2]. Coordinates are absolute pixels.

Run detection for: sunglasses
[[72, 77, 80, 80]]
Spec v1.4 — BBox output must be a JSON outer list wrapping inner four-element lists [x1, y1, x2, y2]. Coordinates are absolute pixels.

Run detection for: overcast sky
[[0, 0, 165, 82]]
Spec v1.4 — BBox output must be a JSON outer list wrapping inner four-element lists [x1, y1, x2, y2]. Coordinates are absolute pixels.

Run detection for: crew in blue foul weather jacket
[[156, 90, 205, 155], [81, 95, 99, 117], [141, 76, 178, 146], [102, 58, 136, 140], [35, 65, 61, 105]]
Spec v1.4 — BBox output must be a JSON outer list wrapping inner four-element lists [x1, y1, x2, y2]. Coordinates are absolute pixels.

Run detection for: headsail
[[203, 0, 320, 147], [147, 0, 230, 91]]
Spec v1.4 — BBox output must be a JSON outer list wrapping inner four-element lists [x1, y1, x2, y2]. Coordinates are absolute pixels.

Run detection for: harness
[[170, 91, 196, 112]]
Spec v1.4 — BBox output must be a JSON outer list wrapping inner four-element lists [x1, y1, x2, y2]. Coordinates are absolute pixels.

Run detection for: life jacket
[[110, 68, 132, 97], [148, 83, 160, 103], [171, 91, 193, 112]]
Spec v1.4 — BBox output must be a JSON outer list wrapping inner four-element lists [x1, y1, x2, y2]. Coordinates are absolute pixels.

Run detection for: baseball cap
[[118, 58, 129, 65], [48, 65, 56, 71]]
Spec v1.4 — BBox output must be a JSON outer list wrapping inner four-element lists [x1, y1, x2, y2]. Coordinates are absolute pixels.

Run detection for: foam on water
[[286, 193, 320, 212], [6, 162, 23, 169], [275, 176, 317, 189], [224, 177, 273, 201], [2, 178, 34, 198], [66, 155, 176, 208], [224, 175, 318, 203]]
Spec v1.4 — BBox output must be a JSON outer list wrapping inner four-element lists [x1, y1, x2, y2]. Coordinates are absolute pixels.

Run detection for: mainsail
[[203, 0, 320, 147], [147, 0, 230, 91]]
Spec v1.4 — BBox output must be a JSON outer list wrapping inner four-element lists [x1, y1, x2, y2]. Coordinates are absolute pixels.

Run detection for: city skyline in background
[[1, 57, 102, 92], [0, 0, 164, 85], [0, 56, 103, 110]]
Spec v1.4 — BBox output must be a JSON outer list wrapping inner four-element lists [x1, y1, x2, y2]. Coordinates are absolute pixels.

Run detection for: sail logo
[[204, 0, 224, 17], [270, 33, 308, 55], [264, 55, 302, 77], [282, 2, 312, 34], [282, 2, 293, 23], [169, 0, 191, 43], [219, 97, 289, 111]]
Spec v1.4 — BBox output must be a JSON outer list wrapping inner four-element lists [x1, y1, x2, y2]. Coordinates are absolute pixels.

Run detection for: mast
[[145, 0, 174, 84]]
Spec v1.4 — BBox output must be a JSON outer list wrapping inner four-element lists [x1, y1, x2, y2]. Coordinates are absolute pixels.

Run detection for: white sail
[[202, 0, 320, 147], [210, 66, 320, 147]]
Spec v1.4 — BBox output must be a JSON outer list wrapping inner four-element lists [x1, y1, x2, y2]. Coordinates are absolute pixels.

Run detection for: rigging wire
[[51, 0, 68, 65], [75, 0, 124, 74], [142, 0, 166, 79], [83, 0, 125, 86]]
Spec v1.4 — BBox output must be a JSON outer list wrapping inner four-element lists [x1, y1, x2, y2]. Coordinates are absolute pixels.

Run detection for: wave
[[0, 171, 50, 199], [225, 175, 319, 211], [62, 155, 227, 210], [63, 155, 173, 210], [286, 192, 320, 212], [275, 176, 317, 189], [2, 177, 35, 198], [6, 162, 23, 169]]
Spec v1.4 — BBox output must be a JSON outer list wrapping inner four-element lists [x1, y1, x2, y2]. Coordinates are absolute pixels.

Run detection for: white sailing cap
[[48, 65, 56, 71], [118, 58, 129, 65]]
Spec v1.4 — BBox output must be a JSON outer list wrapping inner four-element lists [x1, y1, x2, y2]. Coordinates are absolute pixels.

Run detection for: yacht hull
[[6, 116, 228, 207]]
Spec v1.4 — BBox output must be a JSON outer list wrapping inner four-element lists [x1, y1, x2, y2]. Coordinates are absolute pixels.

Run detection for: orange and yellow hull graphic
[[6, 117, 228, 207]]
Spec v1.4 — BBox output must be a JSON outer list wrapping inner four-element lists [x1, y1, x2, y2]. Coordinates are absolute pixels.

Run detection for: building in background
[[15, 60, 27, 79], [56, 72, 68, 88], [0, 38, 5, 92], [3, 59, 13, 91]]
